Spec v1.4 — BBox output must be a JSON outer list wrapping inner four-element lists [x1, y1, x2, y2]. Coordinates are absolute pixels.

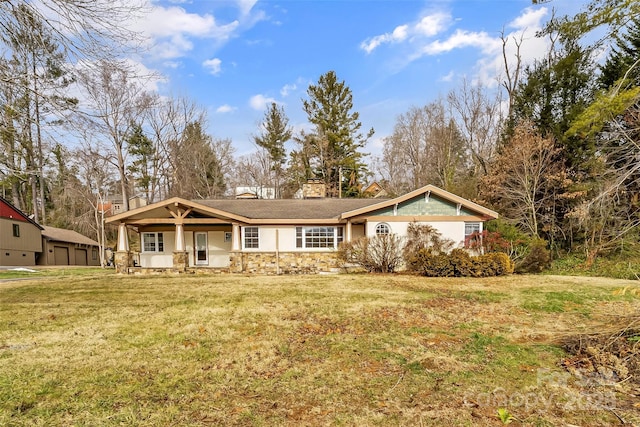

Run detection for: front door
[[195, 232, 208, 265]]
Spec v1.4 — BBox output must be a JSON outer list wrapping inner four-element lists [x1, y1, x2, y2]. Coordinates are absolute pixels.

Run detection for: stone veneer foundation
[[114, 251, 133, 274], [230, 251, 341, 274], [173, 251, 188, 272]]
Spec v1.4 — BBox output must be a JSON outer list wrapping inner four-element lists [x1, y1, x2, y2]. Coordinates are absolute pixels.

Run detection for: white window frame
[[296, 226, 343, 249], [375, 223, 391, 235], [243, 226, 259, 249], [142, 232, 164, 253], [464, 222, 482, 239]]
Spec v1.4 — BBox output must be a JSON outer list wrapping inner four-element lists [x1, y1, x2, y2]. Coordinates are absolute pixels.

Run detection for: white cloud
[[203, 58, 222, 75], [440, 70, 455, 82], [280, 77, 307, 97], [420, 29, 500, 56], [361, 24, 409, 54], [415, 12, 450, 37], [216, 104, 236, 113], [134, 3, 249, 60], [163, 60, 182, 69], [141, 6, 237, 39], [471, 7, 550, 87], [249, 94, 277, 110], [236, 0, 258, 17], [360, 11, 451, 54], [508, 7, 548, 31], [280, 83, 297, 97]]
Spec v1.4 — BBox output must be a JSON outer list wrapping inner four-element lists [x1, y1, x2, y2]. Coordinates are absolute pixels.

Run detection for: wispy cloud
[[440, 70, 455, 82], [203, 58, 222, 75], [135, 1, 266, 61], [474, 6, 550, 86], [419, 29, 500, 56], [364, 5, 551, 88], [216, 104, 236, 113], [360, 11, 451, 54], [249, 94, 277, 110], [280, 77, 307, 97]]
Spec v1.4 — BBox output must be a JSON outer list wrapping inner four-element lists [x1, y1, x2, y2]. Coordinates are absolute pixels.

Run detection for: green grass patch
[[548, 254, 640, 280], [0, 273, 637, 426]]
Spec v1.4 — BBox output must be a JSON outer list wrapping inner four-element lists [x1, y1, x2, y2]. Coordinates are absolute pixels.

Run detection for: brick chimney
[[302, 179, 326, 199]]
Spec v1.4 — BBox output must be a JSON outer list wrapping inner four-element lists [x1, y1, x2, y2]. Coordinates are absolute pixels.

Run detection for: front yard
[[1, 272, 638, 426]]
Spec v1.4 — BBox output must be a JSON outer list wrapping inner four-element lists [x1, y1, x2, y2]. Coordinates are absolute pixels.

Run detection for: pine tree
[[301, 71, 373, 197], [598, 15, 640, 89], [253, 102, 292, 198]]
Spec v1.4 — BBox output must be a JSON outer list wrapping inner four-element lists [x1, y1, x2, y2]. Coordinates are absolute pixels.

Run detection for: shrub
[[406, 249, 455, 277], [404, 222, 455, 259], [515, 239, 550, 273], [337, 234, 404, 273], [408, 248, 514, 278], [449, 248, 474, 277], [481, 252, 515, 276]]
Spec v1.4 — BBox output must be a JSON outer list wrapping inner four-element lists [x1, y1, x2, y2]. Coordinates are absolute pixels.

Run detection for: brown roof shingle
[[42, 226, 99, 246], [197, 198, 386, 219]]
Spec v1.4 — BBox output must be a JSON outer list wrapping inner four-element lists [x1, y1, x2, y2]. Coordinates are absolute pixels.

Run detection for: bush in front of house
[[339, 222, 515, 277], [405, 249, 514, 277], [337, 234, 405, 273]]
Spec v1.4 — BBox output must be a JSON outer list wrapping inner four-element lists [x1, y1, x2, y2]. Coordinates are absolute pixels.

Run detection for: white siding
[[366, 221, 467, 247], [139, 231, 175, 268]]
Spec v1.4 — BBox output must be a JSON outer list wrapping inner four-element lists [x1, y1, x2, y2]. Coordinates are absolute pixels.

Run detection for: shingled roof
[[197, 198, 387, 219], [42, 226, 99, 246]]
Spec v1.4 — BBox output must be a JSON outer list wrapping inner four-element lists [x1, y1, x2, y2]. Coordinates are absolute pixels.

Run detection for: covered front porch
[[107, 198, 249, 274]]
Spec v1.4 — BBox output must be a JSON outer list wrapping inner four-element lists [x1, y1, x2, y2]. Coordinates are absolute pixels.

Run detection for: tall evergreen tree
[[599, 21, 640, 88], [253, 102, 292, 198], [301, 71, 373, 197], [126, 122, 156, 202]]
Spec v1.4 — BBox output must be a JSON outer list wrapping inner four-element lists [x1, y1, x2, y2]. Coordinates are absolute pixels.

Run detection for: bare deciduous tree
[[482, 121, 561, 237], [377, 99, 465, 195], [76, 60, 153, 211], [448, 79, 503, 178]]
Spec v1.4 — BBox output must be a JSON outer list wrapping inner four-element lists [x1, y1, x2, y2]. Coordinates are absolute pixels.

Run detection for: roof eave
[[340, 184, 498, 220]]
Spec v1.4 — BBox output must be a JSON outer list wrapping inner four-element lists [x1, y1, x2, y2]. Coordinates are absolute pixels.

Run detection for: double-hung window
[[243, 227, 259, 249], [142, 232, 164, 252], [296, 226, 343, 249], [464, 223, 481, 239]]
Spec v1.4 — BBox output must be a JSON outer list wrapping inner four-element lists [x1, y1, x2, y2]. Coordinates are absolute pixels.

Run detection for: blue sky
[[131, 0, 590, 158]]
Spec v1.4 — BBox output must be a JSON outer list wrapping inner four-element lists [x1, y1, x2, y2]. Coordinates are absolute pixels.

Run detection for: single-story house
[[105, 183, 498, 274], [37, 226, 101, 266], [0, 196, 43, 266]]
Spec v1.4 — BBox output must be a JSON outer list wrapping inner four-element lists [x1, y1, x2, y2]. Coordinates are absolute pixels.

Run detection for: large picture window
[[142, 232, 164, 252], [296, 226, 343, 249], [243, 227, 259, 249]]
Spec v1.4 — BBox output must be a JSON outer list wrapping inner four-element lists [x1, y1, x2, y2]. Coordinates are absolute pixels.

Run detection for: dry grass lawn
[[1, 272, 639, 426]]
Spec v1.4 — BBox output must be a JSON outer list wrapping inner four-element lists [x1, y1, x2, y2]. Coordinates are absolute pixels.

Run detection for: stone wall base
[[230, 251, 340, 275], [173, 251, 189, 272], [114, 251, 132, 274]]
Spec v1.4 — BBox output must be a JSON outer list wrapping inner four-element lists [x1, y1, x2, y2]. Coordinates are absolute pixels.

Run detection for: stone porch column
[[173, 222, 188, 272], [172, 251, 188, 272], [115, 222, 132, 273]]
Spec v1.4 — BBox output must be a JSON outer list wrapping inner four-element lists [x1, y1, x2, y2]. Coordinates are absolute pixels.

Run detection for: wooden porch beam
[[121, 217, 231, 225]]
